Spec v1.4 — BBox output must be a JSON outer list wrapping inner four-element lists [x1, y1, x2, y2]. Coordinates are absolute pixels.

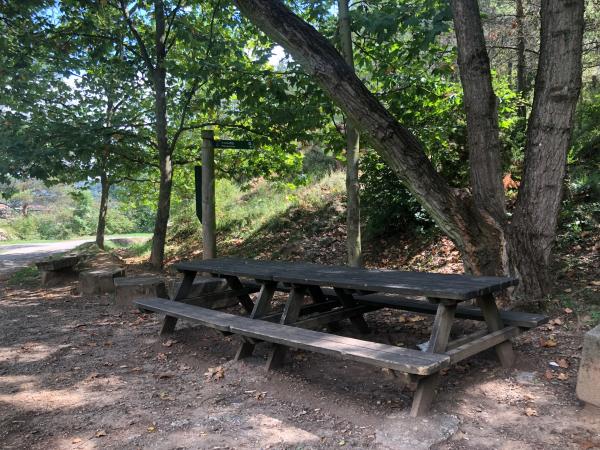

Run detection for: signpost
[[196, 132, 255, 260]]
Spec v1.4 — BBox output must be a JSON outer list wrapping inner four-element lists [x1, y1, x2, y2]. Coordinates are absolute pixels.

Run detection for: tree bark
[[508, 0, 584, 301], [338, 0, 361, 268], [149, 0, 173, 269], [96, 170, 110, 249], [450, 0, 505, 225], [515, 0, 527, 119]]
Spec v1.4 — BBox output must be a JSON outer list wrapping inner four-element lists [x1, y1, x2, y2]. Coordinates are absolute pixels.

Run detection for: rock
[[113, 276, 168, 310], [576, 324, 600, 408], [515, 371, 538, 385], [35, 255, 80, 272], [375, 412, 459, 450], [36, 256, 81, 287], [79, 267, 125, 295], [168, 276, 238, 309]]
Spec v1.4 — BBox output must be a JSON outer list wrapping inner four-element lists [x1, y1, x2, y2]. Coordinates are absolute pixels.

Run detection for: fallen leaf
[[524, 407, 538, 417], [590, 281, 600, 286], [558, 358, 569, 369], [147, 425, 156, 433], [204, 366, 225, 381], [255, 391, 267, 400], [156, 352, 168, 362], [71, 438, 82, 444], [557, 372, 569, 381], [162, 339, 178, 347], [564, 308, 573, 314], [550, 318, 563, 326], [544, 369, 554, 380], [95, 430, 107, 438], [541, 338, 557, 348]]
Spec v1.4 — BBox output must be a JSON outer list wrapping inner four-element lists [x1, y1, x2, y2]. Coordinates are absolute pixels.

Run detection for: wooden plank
[[267, 286, 306, 370], [355, 294, 548, 328], [293, 304, 379, 330], [411, 302, 456, 417], [334, 288, 370, 333], [224, 275, 255, 313], [183, 286, 260, 307], [446, 326, 520, 364], [476, 294, 515, 367], [235, 281, 276, 360], [160, 270, 196, 335], [175, 258, 518, 300], [134, 298, 450, 375]]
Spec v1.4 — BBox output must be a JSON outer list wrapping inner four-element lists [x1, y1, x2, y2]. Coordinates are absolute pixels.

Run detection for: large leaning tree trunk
[[234, 0, 584, 304]]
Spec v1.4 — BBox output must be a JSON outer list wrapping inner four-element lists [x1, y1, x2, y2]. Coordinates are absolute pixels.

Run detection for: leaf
[[255, 391, 267, 400], [544, 370, 554, 380], [147, 425, 156, 433], [564, 308, 573, 314], [524, 407, 538, 417], [162, 339, 178, 347], [95, 430, 107, 437], [557, 372, 569, 381], [558, 358, 569, 368], [204, 366, 225, 381], [540, 338, 557, 348]]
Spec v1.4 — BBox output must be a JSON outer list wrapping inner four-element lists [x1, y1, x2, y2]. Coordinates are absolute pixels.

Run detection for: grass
[[7, 266, 40, 286]]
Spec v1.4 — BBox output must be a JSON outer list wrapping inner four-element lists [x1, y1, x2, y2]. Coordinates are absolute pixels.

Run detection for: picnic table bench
[[135, 258, 547, 416]]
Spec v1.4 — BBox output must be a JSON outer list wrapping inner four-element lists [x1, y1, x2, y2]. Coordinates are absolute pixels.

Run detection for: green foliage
[[7, 266, 40, 286]]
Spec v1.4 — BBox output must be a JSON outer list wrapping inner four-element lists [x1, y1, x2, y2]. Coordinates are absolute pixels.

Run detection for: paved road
[[0, 239, 92, 279]]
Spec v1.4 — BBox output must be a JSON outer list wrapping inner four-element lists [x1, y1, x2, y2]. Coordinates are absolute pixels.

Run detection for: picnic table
[[136, 258, 547, 416]]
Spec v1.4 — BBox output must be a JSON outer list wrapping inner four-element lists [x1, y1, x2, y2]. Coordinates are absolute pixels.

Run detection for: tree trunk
[[149, 0, 173, 269], [338, 0, 361, 268], [508, 0, 584, 301], [96, 171, 110, 249], [515, 0, 527, 119], [450, 0, 505, 225]]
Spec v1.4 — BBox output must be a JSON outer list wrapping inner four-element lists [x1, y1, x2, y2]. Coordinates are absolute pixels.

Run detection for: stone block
[[113, 276, 168, 310], [576, 324, 600, 407], [169, 276, 239, 309], [79, 267, 125, 295], [40, 269, 78, 287]]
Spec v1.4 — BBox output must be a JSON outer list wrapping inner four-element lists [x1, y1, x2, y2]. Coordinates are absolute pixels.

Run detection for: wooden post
[[201, 130, 216, 259]]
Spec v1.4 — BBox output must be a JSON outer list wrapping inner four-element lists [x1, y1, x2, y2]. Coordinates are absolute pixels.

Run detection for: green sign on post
[[213, 139, 254, 149]]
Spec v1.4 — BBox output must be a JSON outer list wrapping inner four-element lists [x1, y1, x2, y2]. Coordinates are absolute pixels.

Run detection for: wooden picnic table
[[136, 258, 547, 416]]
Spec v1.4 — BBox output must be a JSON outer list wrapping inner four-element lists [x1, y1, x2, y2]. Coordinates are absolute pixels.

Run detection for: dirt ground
[[1, 275, 599, 450]]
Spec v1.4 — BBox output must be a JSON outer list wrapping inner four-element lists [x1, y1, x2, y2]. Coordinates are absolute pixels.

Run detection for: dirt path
[[1, 278, 599, 449]]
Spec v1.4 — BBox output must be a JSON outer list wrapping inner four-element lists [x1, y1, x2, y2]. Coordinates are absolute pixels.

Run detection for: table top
[[176, 258, 518, 301]]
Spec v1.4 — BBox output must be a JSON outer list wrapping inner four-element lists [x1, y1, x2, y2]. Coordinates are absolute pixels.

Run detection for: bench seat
[[135, 297, 450, 376]]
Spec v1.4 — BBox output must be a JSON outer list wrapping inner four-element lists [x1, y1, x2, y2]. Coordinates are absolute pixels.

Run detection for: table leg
[[266, 285, 306, 370], [224, 275, 255, 313], [476, 294, 515, 367], [333, 288, 370, 334], [160, 271, 196, 335], [235, 281, 276, 361], [410, 301, 456, 417]]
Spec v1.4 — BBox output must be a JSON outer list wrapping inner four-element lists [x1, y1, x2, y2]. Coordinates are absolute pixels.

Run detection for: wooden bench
[[136, 297, 450, 376]]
